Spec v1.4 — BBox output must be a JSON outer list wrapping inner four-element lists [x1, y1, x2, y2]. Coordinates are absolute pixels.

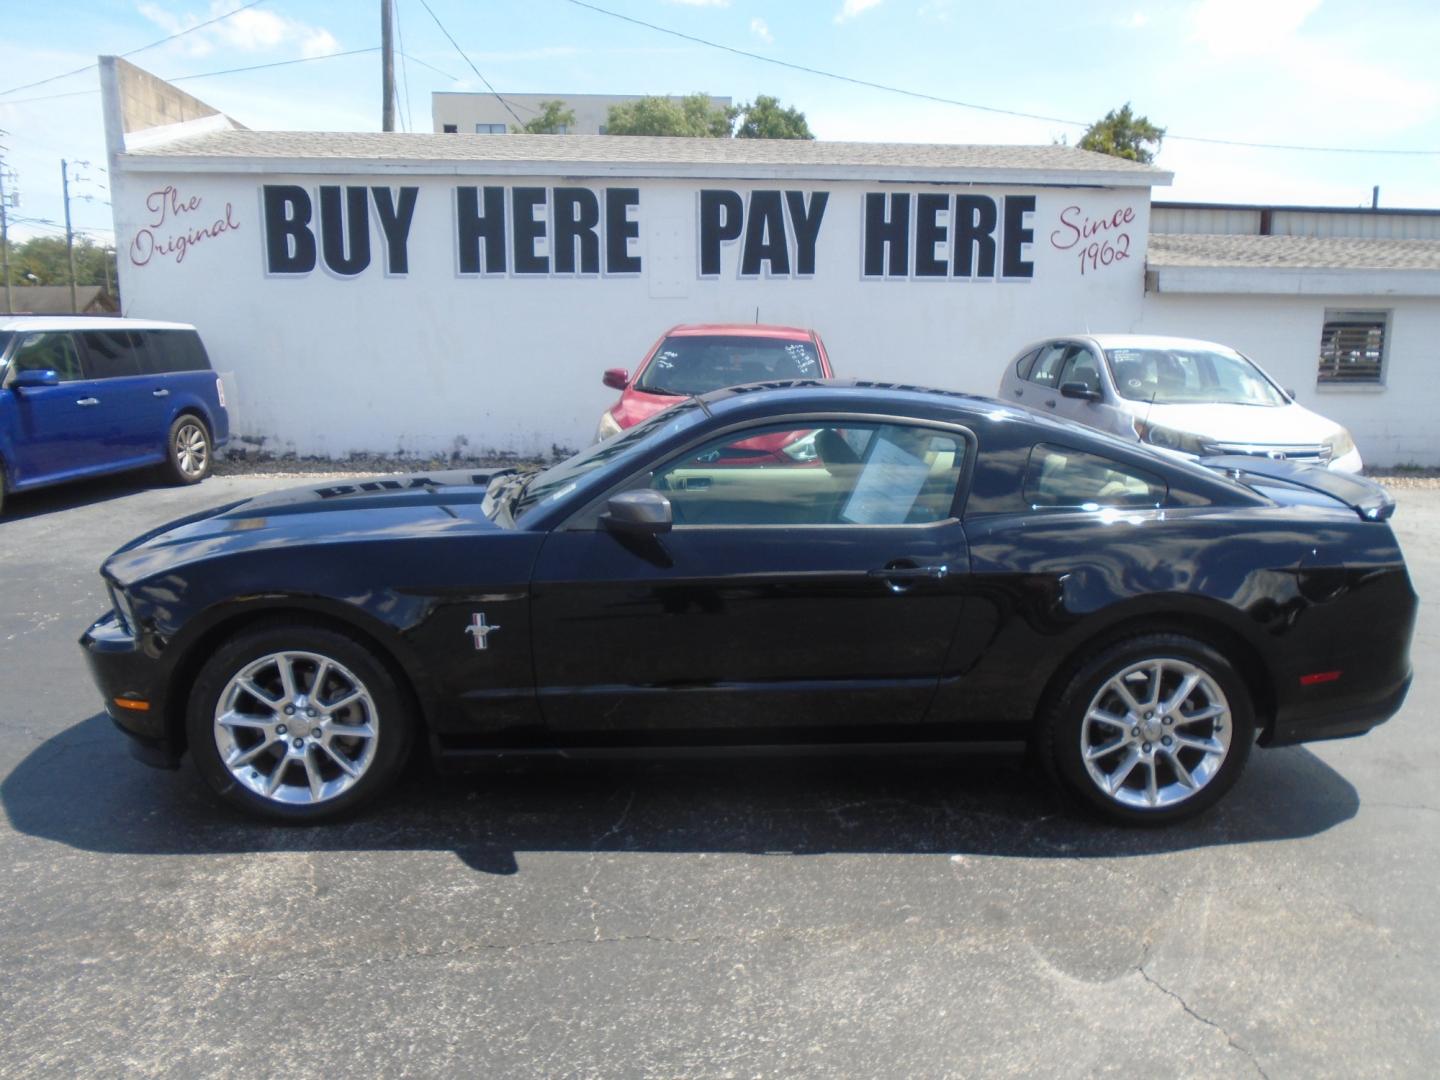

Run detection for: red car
[[596, 324, 833, 442]]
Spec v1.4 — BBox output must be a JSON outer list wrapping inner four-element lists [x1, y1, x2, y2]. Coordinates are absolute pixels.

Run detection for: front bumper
[[80, 611, 181, 768]]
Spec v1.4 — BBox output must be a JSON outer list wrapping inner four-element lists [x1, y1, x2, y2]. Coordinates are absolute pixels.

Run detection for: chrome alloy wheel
[[212, 650, 379, 805], [1079, 658, 1232, 810], [174, 421, 208, 478]]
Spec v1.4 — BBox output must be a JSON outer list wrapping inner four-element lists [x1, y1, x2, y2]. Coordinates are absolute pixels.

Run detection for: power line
[[558, 0, 1440, 157], [171, 47, 380, 84], [415, 0, 525, 127], [395, 0, 415, 133], [398, 50, 457, 82], [0, 0, 270, 98], [0, 49, 381, 107]]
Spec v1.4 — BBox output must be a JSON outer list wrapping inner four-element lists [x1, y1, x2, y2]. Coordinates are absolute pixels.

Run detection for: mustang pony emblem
[[465, 612, 501, 650]]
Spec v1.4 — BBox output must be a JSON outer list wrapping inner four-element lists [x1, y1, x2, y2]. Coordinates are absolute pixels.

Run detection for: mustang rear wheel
[[163, 415, 211, 485], [1042, 634, 1255, 825], [187, 622, 412, 821]]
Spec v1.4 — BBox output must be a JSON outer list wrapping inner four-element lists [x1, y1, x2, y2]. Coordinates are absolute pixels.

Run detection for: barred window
[[1319, 311, 1387, 384]]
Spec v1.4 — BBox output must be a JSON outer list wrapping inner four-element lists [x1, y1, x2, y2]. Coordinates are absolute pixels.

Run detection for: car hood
[[1134, 401, 1342, 444], [612, 388, 687, 429], [103, 469, 513, 586]]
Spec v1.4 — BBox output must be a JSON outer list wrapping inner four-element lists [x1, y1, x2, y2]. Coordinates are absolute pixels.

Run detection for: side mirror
[[1060, 381, 1102, 402], [602, 489, 672, 535], [11, 368, 60, 388], [602, 367, 630, 391], [1285, 387, 1297, 400]]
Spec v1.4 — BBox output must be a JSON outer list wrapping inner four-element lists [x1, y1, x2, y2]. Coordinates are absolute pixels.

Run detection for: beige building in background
[[431, 92, 732, 134]]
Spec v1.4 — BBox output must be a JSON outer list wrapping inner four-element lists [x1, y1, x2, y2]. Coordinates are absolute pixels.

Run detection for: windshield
[[0, 330, 13, 369], [1106, 346, 1286, 407], [637, 334, 820, 396], [510, 400, 707, 522]]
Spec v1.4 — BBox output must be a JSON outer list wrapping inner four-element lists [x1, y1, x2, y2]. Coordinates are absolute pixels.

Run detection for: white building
[[101, 58, 1440, 466], [432, 92, 733, 135]]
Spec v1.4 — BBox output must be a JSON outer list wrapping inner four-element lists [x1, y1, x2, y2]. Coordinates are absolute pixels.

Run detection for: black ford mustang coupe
[[82, 382, 1415, 825]]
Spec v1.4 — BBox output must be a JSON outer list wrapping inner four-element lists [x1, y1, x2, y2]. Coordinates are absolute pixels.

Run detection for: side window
[[1013, 348, 1042, 381], [138, 330, 211, 373], [1058, 347, 1103, 393], [1024, 443, 1167, 509], [78, 331, 144, 380], [650, 422, 968, 527], [1029, 343, 1070, 388], [11, 332, 83, 382]]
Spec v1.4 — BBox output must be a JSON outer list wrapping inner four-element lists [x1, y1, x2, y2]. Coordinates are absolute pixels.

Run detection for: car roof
[[664, 323, 816, 340], [1021, 333, 1237, 353], [700, 378, 1026, 424], [0, 315, 197, 332]]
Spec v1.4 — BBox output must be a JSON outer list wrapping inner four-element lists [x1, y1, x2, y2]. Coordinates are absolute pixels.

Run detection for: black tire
[[1039, 633, 1255, 826], [186, 620, 414, 822], [162, 414, 212, 485]]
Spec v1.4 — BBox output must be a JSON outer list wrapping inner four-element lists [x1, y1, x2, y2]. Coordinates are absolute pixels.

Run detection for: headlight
[[1325, 429, 1356, 459], [595, 410, 622, 443], [1136, 420, 1209, 456], [107, 584, 136, 635]]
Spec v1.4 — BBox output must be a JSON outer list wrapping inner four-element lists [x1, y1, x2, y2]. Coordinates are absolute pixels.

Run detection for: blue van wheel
[[163, 415, 212, 485]]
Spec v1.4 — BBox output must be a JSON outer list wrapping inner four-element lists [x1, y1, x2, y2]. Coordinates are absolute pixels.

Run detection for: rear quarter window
[[1014, 348, 1041, 380], [1024, 443, 1168, 509], [139, 329, 212, 373]]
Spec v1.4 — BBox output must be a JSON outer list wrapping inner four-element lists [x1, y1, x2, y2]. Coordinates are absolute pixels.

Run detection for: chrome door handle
[[868, 564, 948, 580], [75, 397, 100, 406], [152, 388, 170, 397]]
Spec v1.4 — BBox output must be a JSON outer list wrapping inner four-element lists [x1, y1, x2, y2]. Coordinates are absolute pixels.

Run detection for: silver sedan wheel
[[1079, 658, 1232, 810], [212, 650, 379, 805], [174, 421, 208, 478]]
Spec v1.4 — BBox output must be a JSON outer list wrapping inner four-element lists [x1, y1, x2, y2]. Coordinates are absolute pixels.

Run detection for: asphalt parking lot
[[1, 472, 1436, 1079]]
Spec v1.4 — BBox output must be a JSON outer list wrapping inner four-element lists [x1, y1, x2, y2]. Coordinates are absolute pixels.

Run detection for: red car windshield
[[637, 335, 821, 396]]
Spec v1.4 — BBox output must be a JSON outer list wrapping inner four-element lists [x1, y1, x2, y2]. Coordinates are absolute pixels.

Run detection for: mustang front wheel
[[1043, 634, 1255, 825], [187, 622, 412, 821]]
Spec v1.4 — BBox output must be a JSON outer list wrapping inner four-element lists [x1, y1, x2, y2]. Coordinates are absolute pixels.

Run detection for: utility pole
[[0, 145, 12, 315], [61, 159, 78, 313], [381, 0, 396, 132]]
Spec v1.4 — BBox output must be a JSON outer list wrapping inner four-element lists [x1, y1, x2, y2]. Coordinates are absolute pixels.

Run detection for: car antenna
[[689, 393, 713, 417], [755, 305, 760, 324]]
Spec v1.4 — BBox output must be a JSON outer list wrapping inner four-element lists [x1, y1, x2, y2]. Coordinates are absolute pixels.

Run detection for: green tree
[[13, 235, 117, 289], [513, 99, 577, 134], [734, 95, 814, 140], [605, 93, 737, 137], [1076, 103, 1165, 163]]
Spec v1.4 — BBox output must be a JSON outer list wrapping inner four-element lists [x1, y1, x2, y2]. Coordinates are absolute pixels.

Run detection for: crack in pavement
[[1364, 801, 1440, 815], [583, 788, 637, 941], [1137, 965, 1271, 1080]]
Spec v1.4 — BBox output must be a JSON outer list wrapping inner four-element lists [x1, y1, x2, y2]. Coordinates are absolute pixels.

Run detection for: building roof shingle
[[1148, 233, 1440, 272], [122, 130, 1171, 185]]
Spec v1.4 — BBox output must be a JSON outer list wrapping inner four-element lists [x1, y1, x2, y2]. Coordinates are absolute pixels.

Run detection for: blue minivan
[[0, 316, 230, 514]]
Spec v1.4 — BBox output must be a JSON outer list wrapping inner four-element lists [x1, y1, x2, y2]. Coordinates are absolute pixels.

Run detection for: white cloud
[[918, 0, 955, 22], [1120, 11, 1149, 29], [1187, 0, 1319, 58], [749, 16, 773, 44], [835, 0, 885, 24], [137, 2, 339, 60]]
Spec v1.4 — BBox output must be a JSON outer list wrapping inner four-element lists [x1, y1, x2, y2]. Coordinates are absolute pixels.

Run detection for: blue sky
[[1, 0, 1437, 245]]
